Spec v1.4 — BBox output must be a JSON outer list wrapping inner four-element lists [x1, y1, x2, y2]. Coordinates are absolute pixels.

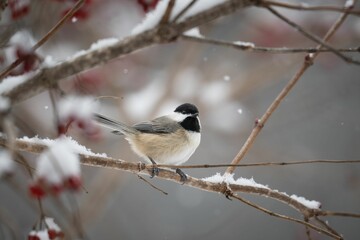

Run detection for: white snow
[[29, 230, 50, 240], [90, 38, 119, 50], [233, 41, 255, 49], [290, 194, 321, 209], [44, 217, 61, 231], [0, 96, 10, 111], [202, 173, 321, 209], [58, 95, 98, 123], [237, 108, 242, 114], [70, 38, 119, 59], [41, 55, 58, 67], [184, 27, 203, 38], [202, 173, 269, 189], [9, 30, 35, 53], [36, 137, 81, 184], [0, 149, 14, 177], [345, 0, 354, 7], [0, 71, 36, 95], [19, 135, 107, 157], [131, 0, 227, 34]]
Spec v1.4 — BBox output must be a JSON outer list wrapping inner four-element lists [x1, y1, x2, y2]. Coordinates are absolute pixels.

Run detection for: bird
[[94, 103, 201, 181]]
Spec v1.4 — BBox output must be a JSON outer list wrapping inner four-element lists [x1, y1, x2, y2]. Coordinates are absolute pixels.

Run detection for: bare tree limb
[[225, 0, 356, 174], [229, 193, 341, 239], [265, 6, 360, 65], [263, 0, 360, 16], [160, 0, 176, 24], [0, 0, 85, 81], [314, 216, 341, 237], [172, 0, 198, 23], [181, 35, 360, 53], [4, 0, 256, 105], [159, 159, 360, 169]]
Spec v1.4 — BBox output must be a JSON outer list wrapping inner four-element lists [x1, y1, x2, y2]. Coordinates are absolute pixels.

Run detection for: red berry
[[28, 234, 40, 240], [29, 183, 46, 198], [9, 0, 30, 20], [66, 176, 82, 191], [137, 0, 159, 13], [47, 229, 57, 239]]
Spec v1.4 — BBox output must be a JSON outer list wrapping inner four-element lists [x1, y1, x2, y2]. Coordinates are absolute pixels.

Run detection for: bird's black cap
[[174, 103, 199, 115]]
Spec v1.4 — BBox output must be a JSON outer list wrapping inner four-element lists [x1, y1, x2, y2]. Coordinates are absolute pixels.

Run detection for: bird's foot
[[150, 164, 160, 178], [176, 168, 187, 183]]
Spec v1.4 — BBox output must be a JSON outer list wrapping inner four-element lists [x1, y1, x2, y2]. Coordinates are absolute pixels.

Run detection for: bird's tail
[[93, 113, 138, 135]]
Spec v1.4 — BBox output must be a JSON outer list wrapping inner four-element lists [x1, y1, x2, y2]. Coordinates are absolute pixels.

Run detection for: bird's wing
[[133, 116, 180, 134]]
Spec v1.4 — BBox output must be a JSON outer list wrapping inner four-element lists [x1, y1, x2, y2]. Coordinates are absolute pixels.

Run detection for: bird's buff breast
[[128, 129, 200, 165]]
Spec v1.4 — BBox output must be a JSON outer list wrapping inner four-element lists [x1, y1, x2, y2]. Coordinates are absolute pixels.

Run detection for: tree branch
[[181, 35, 360, 54], [4, 0, 256, 105], [225, 0, 356, 174], [265, 6, 360, 65], [263, 0, 360, 16], [0, 0, 85, 81]]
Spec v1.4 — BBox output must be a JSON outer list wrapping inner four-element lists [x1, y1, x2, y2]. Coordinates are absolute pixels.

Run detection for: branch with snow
[[2, 0, 256, 105], [0, 136, 358, 239]]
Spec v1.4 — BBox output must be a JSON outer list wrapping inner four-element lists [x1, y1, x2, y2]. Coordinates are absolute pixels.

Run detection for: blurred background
[[1, 0, 360, 239]]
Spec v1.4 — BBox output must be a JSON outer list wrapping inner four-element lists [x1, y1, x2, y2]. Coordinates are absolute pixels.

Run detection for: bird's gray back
[[133, 116, 181, 134]]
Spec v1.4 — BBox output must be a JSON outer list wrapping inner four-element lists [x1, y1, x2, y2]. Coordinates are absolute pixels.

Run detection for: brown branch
[[3, 137, 359, 217], [181, 35, 360, 53], [0, 0, 85, 81], [229, 194, 341, 240], [160, 0, 176, 24], [318, 211, 360, 218], [137, 174, 168, 195], [0, 137, 320, 215], [263, 0, 360, 16], [4, 0, 256, 105], [265, 6, 360, 65], [2, 137, 359, 238], [158, 159, 360, 169], [314, 216, 341, 237], [225, 0, 356, 174], [172, 0, 198, 23]]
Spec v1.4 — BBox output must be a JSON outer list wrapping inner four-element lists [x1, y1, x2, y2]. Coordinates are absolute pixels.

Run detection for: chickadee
[[94, 103, 201, 181]]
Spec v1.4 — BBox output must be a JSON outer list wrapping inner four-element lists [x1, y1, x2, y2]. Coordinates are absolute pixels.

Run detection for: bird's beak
[[192, 113, 199, 117]]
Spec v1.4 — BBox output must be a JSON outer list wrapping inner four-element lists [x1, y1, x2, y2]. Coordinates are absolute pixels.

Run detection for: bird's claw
[[150, 164, 160, 178], [176, 168, 187, 183]]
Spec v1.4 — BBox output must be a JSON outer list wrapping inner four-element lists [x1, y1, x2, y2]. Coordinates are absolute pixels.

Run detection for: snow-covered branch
[[0, 136, 358, 239], [3, 0, 256, 105]]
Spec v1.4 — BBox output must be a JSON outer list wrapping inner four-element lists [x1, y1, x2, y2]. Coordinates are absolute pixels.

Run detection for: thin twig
[[304, 218, 314, 240], [172, 0, 198, 23], [314, 216, 341, 237], [230, 193, 341, 240], [263, 0, 360, 16], [160, 0, 176, 24], [318, 211, 360, 218], [137, 174, 168, 195], [0, 0, 85, 82], [265, 6, 360, 65], [4, 0, 256, 105], [226, 0, 356, 174], [158, 159, 360, 169], [181, 35, 360, 53]]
